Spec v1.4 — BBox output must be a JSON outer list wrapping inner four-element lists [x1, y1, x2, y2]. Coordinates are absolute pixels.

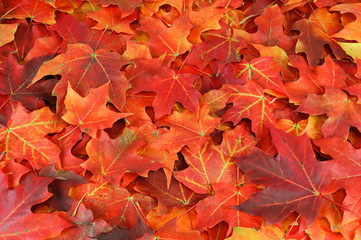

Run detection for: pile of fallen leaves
[[1, 0, 361, 239]]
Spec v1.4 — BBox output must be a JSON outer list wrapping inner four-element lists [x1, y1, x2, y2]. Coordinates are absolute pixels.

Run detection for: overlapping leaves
[[1, 0, 361, 239]]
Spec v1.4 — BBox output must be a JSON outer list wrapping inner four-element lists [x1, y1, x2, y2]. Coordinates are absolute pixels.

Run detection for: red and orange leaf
[[0, 24, 18, 48], [123, 92, 155, 126], [70, 178, 156, 228], [49, 11, 129, 54], [284, 55, 324, 103], [0, 105, 65, 170], [225, 225, 284, 240], [297, 88, 361, 138], [291, 7, 345, 66], [87, 5, 134, 34], [31, 43, 130, 110], [81, 128, 165, 186], [96, 217, 152, 240], [0, 213, 72, 240], [90, 0, 141, 17], [0, 172, 72, 239], [175, 143, 238, 194], [137, 14, 192, 58], [0, 159, 30, 188], [187, 6, 225, 44], [234, 128, 334, 226], [304, 189, 344, 239], [62, 83, 131, 138], [200, 85, 232, 115], [53, 202, 112, 239], [239, 5, 293, 50], [175, 124, 257, 196], [139, 218, 203, 240], [134, 169, 206, 215], [223, 81, 277, 138], [146, 206, 197, 232], [220, 123, 258, 157], [152, 103, 220, 154], [0, 54, 57, 125], [314, 137, 361, 224], [314, 56, 347, 89], [187, 22, 246, 70], [135, 66, 201, 118], [276, 119, 307, 136], [0, 172, 52, 224], [331, 3, 361, 43], [234, 57, 287, 94], [50, 125, 84, 172], [49, 12, 92, 45], [196, 182, 262, 231], [1, 0, 56, 24]]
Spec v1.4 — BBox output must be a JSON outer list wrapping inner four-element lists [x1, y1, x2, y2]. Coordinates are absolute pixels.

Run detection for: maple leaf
[[195, 182, 262, 231], [49, 125, 84, 172], [62, 83, 131, 138], [139, 218, 203, 240], [49, 12, 131, 55], [314, 56, 347, 89], [187, 22, 246, 70], [31, 43, 130, 110], [234, 128, 334, 226], [0, 19, 62, 64], [187, 5, 225, 44], [134, 169, 206, 215], [137, 14, 192, 58], [0, 159, 30, 188], [146, 206, 198, 232], [70, 178, 156, 228], [49, 12, 92, 45], [96, 217, 152, 240], [331, 3, 361, 43], [134, 66, 201, 118], [284, 55, 324, 103], [314, 137, 361, 224], [0, 105, 66, 170], [1, 0, 56, 25], [304, 189, 345, 239], [4, 0, 361, 238], [81, 128, 165, 186], [87, 5, 134, 34], [234, 57, 287, 95], [0, 172, 73, 239], [175, 143, 238, 195], [220, 123, 258, 157], [90, 0, 142, 17], [239, 5, 293, 50], [0, 54, 57, 125], [223, 81, 277, 138], [175, 123, 258, 196], [200, 85, 232, 115], [53, 202, 112, 239], [297, 88, 361, 138], [123, 92, 155, 126], [0, 24, 18, 48], [226, 226, 284, 240], [152, 103, 220, 154], [291, 7, 345, 66], [276, 119, 308, 136]]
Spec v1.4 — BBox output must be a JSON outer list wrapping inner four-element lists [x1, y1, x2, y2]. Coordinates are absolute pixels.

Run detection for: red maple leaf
[[234, 128, 334, 226]]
